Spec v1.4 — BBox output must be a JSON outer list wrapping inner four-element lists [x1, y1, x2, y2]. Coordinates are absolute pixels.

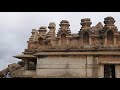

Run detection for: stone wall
[[36, 55, 99, 78]]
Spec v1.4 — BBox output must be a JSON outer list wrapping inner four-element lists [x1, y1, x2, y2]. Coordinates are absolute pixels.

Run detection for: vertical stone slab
[[105, 37, 107, 45], [115, 65, 120, 78], [89, 37, 92, 45], [87, 56, 93, 77], [92, 56, 99, 78], [114, 37, 117, 45], [66, 38, 69, 45], [98, 64, 104, 78]]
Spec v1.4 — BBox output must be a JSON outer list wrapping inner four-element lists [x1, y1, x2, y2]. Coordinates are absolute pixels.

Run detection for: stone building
[[13, 16, 120, 78]]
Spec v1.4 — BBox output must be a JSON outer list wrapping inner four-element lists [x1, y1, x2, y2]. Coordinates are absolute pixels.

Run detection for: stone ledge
[[34, 51, 120, 56]]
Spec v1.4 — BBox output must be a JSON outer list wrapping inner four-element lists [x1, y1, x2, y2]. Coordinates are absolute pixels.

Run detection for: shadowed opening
[[107, 30, 114, 44], [83, 32, 89, 45], [61, 33, 66, 46]]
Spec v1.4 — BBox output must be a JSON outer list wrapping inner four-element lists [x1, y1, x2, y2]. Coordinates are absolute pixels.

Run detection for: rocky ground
[[0, 61, 24, 78]]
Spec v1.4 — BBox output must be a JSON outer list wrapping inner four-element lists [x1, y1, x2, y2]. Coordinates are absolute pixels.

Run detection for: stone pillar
[[114, 37, 117, 46], [89, 37, 92, 45], [92, 56, 99, 78], [67, 38, 71, 47], [105, 37, 107, 45], [115, 65, 120, 78], [95, 57, 99, 64], [86, 56, 93, 77], [24, 59, 29, 70], [98, 64, 104, 78]]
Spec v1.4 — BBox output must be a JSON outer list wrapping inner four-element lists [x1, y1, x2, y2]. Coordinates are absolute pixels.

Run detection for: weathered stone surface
[[36, 69, 87, 77], [36, 56, 98, 77]]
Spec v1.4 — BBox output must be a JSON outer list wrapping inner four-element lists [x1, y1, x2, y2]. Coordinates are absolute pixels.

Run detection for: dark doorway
[[38, 37, 43, 45], [61, 33, 66, 46], [107, 30, 114, 44], [28, 59, 37, 70], [104, 64, 115, 78], [83, 32, 89, 45]]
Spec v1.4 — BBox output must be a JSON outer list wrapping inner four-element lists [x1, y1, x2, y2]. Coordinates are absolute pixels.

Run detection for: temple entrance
[[104, 64, 115, 78]]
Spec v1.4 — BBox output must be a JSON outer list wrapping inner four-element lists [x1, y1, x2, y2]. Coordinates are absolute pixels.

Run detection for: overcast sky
[[0, 12, 120, 71]]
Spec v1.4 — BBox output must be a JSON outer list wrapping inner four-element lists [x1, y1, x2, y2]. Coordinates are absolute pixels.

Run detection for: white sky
[[0, 12, 120, 70]]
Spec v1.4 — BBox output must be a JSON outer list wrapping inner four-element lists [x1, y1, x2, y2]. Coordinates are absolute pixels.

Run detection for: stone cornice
[[34, 51, 120, 56]]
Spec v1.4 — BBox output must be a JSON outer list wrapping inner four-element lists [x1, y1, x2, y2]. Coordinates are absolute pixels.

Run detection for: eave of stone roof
[[13, 54, 36, 59]]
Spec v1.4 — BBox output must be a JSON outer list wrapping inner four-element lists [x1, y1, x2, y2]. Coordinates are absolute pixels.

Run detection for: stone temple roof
[[81, 18, 91, 22], [90, 22, 103, 35], [48, 22, 56, 28], [60, 20, 69, 23], [39, 26, 47, 30], [94, 22, 103, 30]]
